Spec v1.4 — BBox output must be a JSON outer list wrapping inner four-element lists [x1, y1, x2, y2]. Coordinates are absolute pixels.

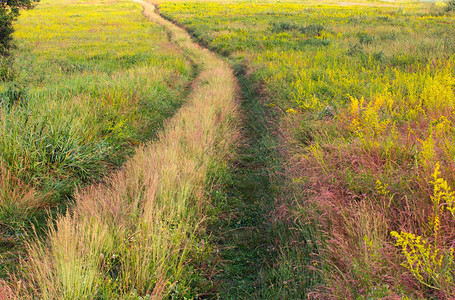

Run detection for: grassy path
[[151, 4, 304, 298], [145, 4, 279, 297], [146, 3, 287, 297], [207, 64, 280, 298]]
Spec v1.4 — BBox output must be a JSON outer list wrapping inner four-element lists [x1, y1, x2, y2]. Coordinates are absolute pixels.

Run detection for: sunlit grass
[[0, 0, 191, 279], [0, 0, 239, 298], [159, 1, 455, 297], [17, 0, 161, 59]]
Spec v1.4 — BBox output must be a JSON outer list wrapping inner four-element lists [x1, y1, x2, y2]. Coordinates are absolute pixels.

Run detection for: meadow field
[[159, 1, 455, 298], [0, 0, 193, 291], [0, 0, 192, 226], [1, 0, 240, 298], [1, 0, 455, 298]]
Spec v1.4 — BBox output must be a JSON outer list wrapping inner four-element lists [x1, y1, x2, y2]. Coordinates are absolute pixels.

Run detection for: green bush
[[0, 0, 33, 55]]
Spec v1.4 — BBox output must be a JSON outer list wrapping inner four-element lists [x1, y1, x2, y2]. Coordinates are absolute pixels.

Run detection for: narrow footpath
[[208, 66, 281, 299], [140, 2, 281, 298]]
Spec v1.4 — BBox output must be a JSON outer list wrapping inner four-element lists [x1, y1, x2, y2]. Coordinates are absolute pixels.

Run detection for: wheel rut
[[136, 2, 280, 298]]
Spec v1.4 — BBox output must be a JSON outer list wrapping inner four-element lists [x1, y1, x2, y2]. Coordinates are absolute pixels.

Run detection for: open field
[[0, 0, 192, 282], [159, 1, 455, 297], [1, 0, 455, 298]]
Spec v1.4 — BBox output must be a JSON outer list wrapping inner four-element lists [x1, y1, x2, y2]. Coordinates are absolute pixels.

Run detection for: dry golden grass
[[0, 163, 46, 218]]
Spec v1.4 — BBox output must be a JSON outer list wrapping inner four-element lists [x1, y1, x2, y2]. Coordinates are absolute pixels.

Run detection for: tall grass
[[0, 0, 191, 281], [160, 1, 455, 297], [3, 1, 239, 298], [0, 1, 193, 284]]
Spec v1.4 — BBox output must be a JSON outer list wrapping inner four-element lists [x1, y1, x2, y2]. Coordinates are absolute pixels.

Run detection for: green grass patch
[[0, 0, 192, 278]]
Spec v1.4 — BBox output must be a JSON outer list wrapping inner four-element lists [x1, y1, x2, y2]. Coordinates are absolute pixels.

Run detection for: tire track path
[[137, 3, 281, 298]]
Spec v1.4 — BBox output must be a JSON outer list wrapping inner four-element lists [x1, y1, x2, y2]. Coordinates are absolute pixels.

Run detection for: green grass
[[2, 0, 455, 296], [204, 61, 320, 299], [206, 63, 278, 298], [0, 0, 192, 279], [1, 1, 240, 298], [159, 1, 455, 297]]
